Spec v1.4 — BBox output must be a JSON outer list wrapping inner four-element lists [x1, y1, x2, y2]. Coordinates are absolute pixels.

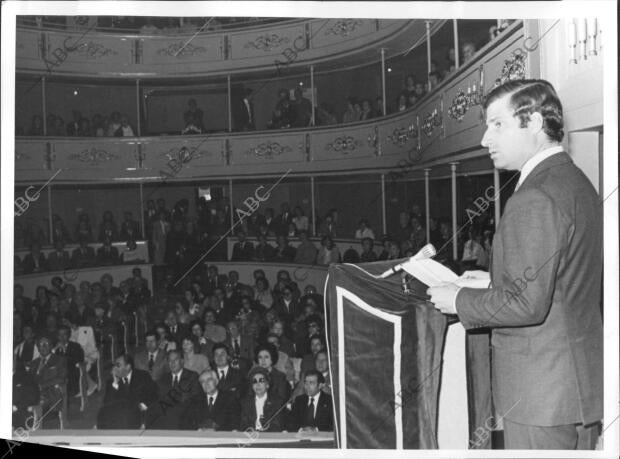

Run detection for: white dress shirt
[[255, 393, 268, 430], [307, 392, 320, 418]]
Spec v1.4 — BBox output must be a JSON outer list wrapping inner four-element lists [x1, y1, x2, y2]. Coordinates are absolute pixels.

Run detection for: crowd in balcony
[[19, 110, 136, 137], [13, 261, 334, 432]]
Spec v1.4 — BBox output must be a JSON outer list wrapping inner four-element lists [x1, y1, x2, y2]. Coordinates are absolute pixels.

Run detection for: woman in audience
[[403, 74, 416, 99], [354, 218, 375, 240], [181, 336, 210, 375], [74, 213, 93, 242], [317, 235, 341, 266], [397, 93, 408, 112], [107, 111, 122, 137], [342, 97, 359, 124], [240, 367, 285, 432], [360, 99, 375, 120], [254, 277, 274, 310], [292, 206, 309, 232], [253, 343, 291, 403]]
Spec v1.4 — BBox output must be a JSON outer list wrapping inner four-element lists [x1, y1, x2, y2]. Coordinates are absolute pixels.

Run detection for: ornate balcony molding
[[244, 34, 290, 51], [421, 109, 442, 137], [386, 122, 418, 146], [246, 141, 292, 159], [73, 40, 118, 58], [156, 42, 208, 57], [494, 48, 527, 87], [325, 19, 364, 37], [325, 135, 363, 154], [68, 147, 119, 165]]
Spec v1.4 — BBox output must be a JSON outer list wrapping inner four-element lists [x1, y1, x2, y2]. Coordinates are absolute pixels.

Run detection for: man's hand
[[427, 282, 460, 315]]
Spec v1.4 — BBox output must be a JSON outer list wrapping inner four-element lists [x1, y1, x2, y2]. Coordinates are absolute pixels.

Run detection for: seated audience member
[[12, 356, 39, 430], [272, 236, 296, 263], [53, 325, 84, 399], [28, 115, 44, 136], [97, 238, 120, 266], [107, 112, 122, 137], [134, 331, 169, 382], [182, 336, 210, 375], [14, 324, 40, 363], [397, 93, 408, 112], [74, 214, 94, 242], [300, 333, 326, 375], [181, 113, 203, 135], [47, 241, 71, 272], [317, 214, 336, 238], [148, 350, 201, 429], [97, 354, 158, 429], [165, 310, 189, 346], [154, 323, 177, 352], [119, 115, 134, 136], [253, 343, 291, 403], [266, 333, 296, 385], [288, 370, 333, 431], [428, 70, 442, 90], [225, 319, 255, 366], [213, 343, 246, 399], [189, 320, 215, 361], [271, 320, 295, 357], [414, 81, 426, 99], [204, 308, 227, 343], [22, 242, 48, 274], [291, 87, 312, 128], [317, 235, 341, 266], [354, 218, 375, 240], [294, 230, 317, 265], [273, 285, 301, 326], [342, 97, 360, 124], [342, 246, 360, 263], [77, 117, 91, 137], [295, 314, 324, 358], [253, 234, 275, 262], [269, 88, 295, 129], [231, 230, 255, 261], [25, 335, 67, 428], [360, 237, 378, 262], [66, 110, 81, 136], [461, 227, 488, 269], [254, 277, 274, 310], [403, 74, 416, 99], [314, 350, 331, 395], [184, 98, 205, 132], [71, 239, 96, 268], [462, 41, 477, 63], [240, 367, 285, 432], [360, 98, 375, 120], [180, 370, 241, 431], [119, 211, 140, 241]]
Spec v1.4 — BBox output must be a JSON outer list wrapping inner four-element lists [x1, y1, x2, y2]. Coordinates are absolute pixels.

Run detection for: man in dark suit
[[288, 370, 333, 431], [235, 87, 255, 131], [13, 356, 39, 430], [96, 353, 158, 429], [22, 242, 48, 274], [148, 350, 201, 429], [26, 335, 67, 427], [230, 230, 255, 262], [134, 331, 169, 382], [96, 238, 119, 266], [212, 343, 246, 399], [272, 285, 301, 329], [47, 241, 71, 272], [180, 369, 241, 431], [71, 239, 96, 268], [164, 310, 189, 347], [429, 80, 603, 449], [240, 367, 285, 432], [274, 203, 293, 237], [53, 325, 84, 398]]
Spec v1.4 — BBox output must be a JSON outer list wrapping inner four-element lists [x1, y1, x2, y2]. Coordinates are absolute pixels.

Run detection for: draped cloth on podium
[[326, 261, 447, 449]]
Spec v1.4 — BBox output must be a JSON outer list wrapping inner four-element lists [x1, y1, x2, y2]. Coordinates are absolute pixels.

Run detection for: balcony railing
[[15, 21, 531, 184]]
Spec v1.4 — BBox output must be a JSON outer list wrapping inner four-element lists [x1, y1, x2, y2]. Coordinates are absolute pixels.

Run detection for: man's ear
[[528, 111, 545, 134]]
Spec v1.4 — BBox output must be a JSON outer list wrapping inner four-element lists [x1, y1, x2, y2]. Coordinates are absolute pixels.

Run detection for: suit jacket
[[22, 253, 48, 274], [134, 348, 169, 382], [168, 323, 190, 346], [215, 366, 246, 399], [231, 241, 255, 262], [236, 97, 255, 130], [456, 152, 603, 426], [47, 250, 71, 271], [97, 369, 158, 429], [240, 394, 285, 432], [53, 341, 84, 395], [180, 390, 241, 431], [151, 220, 170, 266], [13, 366, 40, 429], [27, 353, 67, 408], [149, 368, 201, 429], [225, 333, 255, 362], [272, 298, 302, 326], [96, 246, 119, 265], [289, 392, 333, 431], [71, 246, 96, 268]]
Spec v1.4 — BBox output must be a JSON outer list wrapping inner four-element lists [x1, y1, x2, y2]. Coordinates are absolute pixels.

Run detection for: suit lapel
[[517, 151, 571, 192]]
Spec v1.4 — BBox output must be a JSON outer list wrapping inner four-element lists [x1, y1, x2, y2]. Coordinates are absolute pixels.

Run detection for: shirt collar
[[125, 370, 133, 383], [516, 145, 564, 190]]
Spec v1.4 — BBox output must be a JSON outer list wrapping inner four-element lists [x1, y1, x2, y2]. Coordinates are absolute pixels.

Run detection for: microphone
[[379, 244, 436, 279]]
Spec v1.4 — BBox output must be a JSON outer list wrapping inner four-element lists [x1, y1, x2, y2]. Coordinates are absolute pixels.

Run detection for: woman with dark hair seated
[[252, 343, 291, 403], [240, 366, 285, 432]]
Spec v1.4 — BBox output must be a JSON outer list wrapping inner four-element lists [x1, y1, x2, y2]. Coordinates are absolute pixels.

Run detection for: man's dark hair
[[483, 79, 564, 142], [119, 353, 134, 369], [304, 369, 325, 384], [145, 330, 158, 341], [212, 342, 230, 355]]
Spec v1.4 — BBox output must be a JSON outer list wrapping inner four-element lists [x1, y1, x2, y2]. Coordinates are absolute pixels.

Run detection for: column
[[228, 178, 234, 232], [450, 163, 458, 260], [42, 76, 47, 136], [453, 19, 460, 69], [139, 182, 145, 239], [493, 169, 500, 230], [425, 21, 432, 91], [310, 65, 315, 126], [310, 176, 316, 236], [47, 185, 53, 244], [381, 173, 387, 235], [424, 169, 431, 243], [227, 75, 232, 133], [136, 79, 141, 136], [380, 48, 387, 117]]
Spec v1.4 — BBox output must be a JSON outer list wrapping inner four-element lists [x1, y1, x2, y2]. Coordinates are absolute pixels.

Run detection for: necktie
[[306, 396, 315, 426], [208, 396, 214, 408], [220, 370, 225, 381], [173, 375, 179, 387], [233, 339, 240, 355], [148, 354, 155, 371]]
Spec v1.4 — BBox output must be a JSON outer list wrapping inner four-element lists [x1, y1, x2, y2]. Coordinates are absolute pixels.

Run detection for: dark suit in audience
[[12, 363, 39, 429], [288, 391, 333, 431], [26, 353, 67, 417], [97, 244, 119, 265], [266, 367, 291, 403], [180, 390, 240, 431], [215, 366, 246, 400], [53, 341, 84, 397], [22, 252, 48, 274], [148, 369, 201, 429], [71, 245, 96, 268], [47, 249, 71, 272], [97, 369, 158, 429], [134, 348, 169, 382], [231, 241, 255, 262]]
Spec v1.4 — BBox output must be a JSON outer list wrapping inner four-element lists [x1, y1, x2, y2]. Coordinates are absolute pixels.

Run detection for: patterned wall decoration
[[325, 135, 363, 154], [494, 48, 526, 87], [244, 34, 290, 51], [162, 146, 207, 163], [68, 148, 119, 165], [157, 42, 207, 57], [386, 122, 418, 146], [246, 142, 292, 159], [15, 151, 31, 161], [73, 41, 118, 58], [325, 19, 364, 37]]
